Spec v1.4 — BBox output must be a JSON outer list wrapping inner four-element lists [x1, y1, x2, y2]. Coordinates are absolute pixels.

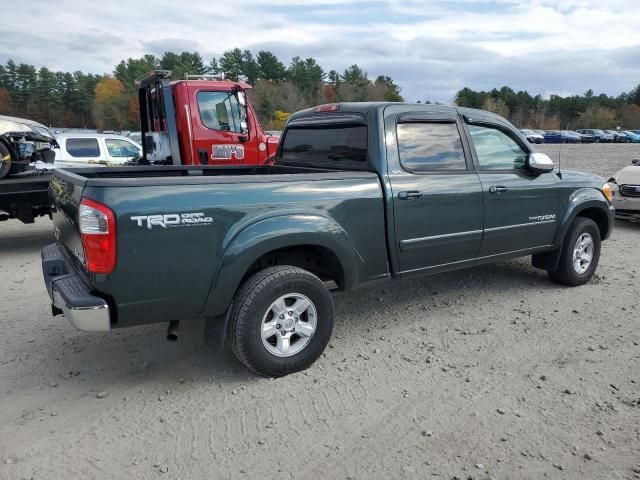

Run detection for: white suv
[[53, 133, 141, 168]]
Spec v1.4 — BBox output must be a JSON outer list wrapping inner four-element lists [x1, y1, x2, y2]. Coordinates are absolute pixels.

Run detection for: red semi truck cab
[[138, 70, 279, 166]]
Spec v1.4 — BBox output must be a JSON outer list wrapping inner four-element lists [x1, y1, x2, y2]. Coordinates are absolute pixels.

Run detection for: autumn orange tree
[[93, 77, 129, 131]]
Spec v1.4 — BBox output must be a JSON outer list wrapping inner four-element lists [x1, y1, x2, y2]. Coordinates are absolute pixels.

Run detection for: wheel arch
[[534, 191, 611, 271], [201, 213, 360, 317]]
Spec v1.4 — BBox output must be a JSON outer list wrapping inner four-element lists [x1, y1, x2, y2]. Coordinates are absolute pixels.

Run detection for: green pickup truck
[[42, 102, 615, 376]]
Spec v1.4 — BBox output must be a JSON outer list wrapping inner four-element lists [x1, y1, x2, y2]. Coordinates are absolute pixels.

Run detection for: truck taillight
[[79, 198, 116, 274]]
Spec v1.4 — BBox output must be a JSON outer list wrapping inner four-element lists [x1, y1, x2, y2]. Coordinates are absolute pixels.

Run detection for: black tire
[[227, 266, 334, 376], [0, 142, 11, 180], [547, 217, 601, 286]]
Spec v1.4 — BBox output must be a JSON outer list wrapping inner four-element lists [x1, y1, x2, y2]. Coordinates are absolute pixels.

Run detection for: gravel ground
[[1, 144, 639, 480]]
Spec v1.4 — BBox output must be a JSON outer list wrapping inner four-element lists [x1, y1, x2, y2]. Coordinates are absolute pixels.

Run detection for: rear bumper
[[41, 243, 111, 332]]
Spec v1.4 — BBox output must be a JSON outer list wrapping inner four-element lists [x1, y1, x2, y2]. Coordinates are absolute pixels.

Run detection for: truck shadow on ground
[[0, 223, 54, 254], [28, 256, 557, 391]]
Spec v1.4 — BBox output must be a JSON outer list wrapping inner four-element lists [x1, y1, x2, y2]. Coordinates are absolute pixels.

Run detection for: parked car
[[623, 131, 640, 143], [0, 115, 56, 179], [608, 159, 640, 222], [561, 130, 582, 143], [53, 133, 142, 167], [126, 131, 142, 145], [542, 130, 562, 143], [520, 129, 544, 144], [605, 130, 629, 143], [576, 131, 596, 143], [576, 129, 613, 143], [629, 130, 640, 136], [41, 102, 614, 376], [542, 130, 580, 143]]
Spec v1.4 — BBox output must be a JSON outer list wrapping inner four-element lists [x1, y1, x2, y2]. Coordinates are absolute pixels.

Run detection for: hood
[[0, 118, 33, 135], [0, 115, 54, 138], [612, 165, 640, 184], [559, 169, 606, 189]]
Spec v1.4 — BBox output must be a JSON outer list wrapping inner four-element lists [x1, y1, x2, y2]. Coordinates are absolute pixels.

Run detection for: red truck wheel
[[227, 266, 334, 376]]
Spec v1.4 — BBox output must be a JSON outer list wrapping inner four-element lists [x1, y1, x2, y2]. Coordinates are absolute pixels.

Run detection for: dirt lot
[[1, 144, 639, 480]]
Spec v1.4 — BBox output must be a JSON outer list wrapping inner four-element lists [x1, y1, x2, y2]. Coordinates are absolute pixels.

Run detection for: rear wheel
[[547, 217, 601, 286], [0, 142, 11, 180], [227, 266, 334, 376]]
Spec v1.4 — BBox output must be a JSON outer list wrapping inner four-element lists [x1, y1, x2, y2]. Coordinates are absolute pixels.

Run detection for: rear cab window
[[279, 123, 369, 171], [66, 138, 100, 158]]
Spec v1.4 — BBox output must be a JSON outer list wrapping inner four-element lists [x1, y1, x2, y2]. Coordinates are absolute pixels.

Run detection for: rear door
[[188, 88, 259, 165], [59, 137, 105, 167], [386, 109, 484, 273], [463, 120, 559, 257]]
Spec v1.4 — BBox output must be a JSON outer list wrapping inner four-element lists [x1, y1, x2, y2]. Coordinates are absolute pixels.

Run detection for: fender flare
[[534, 188, 611, 271], [201, 213, 360, 317], [554, 188, 611, 246]]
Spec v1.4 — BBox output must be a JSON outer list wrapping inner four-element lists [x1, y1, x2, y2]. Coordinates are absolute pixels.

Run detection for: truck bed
[[56, 165, 375, 187], [49, 164, 389, 328]]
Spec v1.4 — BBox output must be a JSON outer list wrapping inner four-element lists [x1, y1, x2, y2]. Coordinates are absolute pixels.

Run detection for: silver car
[[609, 159, 640, 222]]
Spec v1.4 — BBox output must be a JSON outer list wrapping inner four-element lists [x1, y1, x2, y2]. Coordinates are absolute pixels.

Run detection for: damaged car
[[609, 159, 640, 222], [0, 115, 56, 180]]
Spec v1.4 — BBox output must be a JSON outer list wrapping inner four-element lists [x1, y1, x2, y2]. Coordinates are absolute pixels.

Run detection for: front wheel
[[0, 142, 12, 180], [227, 266, 334, 376], [547, 217, 601, 286]]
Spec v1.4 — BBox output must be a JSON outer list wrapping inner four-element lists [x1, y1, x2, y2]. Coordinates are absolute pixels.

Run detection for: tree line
[[0, 49, 403, 131], [454, 85, 640, 130], [3, 50, 639, 132]]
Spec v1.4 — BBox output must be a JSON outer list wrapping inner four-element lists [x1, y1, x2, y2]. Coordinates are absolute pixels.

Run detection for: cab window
[[105, 138, 140, 157], [397, 122, 467, 172], [468, 124, 527, 170], [66, 138, 100, 157], [197, 91, 243, 133]]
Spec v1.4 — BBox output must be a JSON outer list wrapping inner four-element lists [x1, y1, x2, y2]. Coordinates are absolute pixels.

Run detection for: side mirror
[[235, 91, 249, 135], [527, 152, 554, 173]]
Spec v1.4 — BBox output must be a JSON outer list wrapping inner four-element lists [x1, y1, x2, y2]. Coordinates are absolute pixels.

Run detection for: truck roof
[[287, 102, 511, 126], [169, 79, 251, 92]]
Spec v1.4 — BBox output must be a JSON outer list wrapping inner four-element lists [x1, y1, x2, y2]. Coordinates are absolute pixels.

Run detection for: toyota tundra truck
[[41, 102, 615, 376]]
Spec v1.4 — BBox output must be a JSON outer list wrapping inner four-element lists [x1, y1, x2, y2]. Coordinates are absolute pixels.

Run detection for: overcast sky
[[2, 0, 639, 102]]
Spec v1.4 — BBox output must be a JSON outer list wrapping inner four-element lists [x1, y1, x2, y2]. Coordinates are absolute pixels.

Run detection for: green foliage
[[455, 85, 640, 129], [256, 51, 287, 82], [0, 50, 405, 130]]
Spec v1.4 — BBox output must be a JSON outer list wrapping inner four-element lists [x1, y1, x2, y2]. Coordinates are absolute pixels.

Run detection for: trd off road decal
[[131, 212, 213, 229], [211, 144, 244, 161]]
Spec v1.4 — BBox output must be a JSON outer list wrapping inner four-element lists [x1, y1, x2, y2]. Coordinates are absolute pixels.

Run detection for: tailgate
[[49, 169, 88, 272]]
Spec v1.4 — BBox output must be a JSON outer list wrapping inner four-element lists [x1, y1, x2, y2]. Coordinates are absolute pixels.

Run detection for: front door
[[189, 89, 258, 166], [465, 122, 559, 257], [389, 117, 484, 273]]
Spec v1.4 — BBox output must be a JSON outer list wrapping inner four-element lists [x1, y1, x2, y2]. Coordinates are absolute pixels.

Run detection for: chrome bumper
[[612, 195, 640, 221], [42, 243, 111, 332], [51, 284, 110, 332]]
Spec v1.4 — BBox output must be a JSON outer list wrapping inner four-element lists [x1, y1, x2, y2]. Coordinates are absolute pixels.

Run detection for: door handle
[[398, 191, 423, 200], [489, 186, 509, 194]]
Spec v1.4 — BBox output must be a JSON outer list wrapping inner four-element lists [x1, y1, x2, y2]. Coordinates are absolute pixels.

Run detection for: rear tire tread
[[227, 266, 332, 376]]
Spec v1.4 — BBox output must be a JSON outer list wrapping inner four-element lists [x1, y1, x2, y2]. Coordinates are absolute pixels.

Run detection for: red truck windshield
[[279, 125, 370, 171]]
